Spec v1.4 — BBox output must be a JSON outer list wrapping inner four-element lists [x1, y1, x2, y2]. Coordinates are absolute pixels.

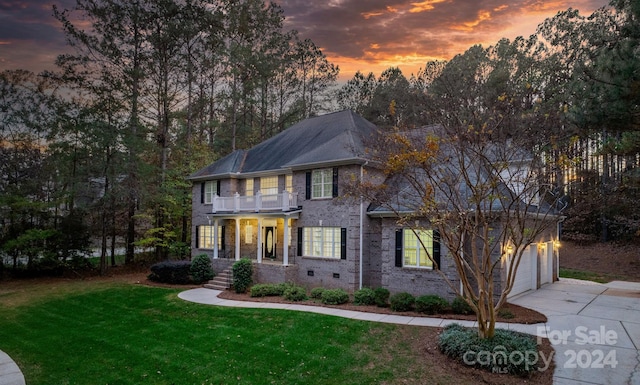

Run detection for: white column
[[283, 217, 289, 266], [235, 218, 240, 261], [213, 219, 219, 259], [257, 218, 263, 263]]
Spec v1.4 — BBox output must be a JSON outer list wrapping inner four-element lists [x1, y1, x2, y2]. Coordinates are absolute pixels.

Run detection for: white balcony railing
[[211, 191, 298, 213]]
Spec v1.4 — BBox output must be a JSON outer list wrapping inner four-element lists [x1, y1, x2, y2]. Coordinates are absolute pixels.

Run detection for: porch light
[[554, 240, 561, 249], [505, 245, 513, 254]]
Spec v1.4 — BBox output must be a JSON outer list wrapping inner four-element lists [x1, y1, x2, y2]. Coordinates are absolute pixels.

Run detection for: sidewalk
[[178, 288, 541, 335], [0, 350, 25, 385]]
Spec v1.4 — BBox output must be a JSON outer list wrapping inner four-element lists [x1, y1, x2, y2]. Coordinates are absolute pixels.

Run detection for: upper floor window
[[285, 174, 293, 193], [260, 176, 278, 196], [312, 169, 333, 199], [202, 181, 219, 204], [246, 178, 254, 196]]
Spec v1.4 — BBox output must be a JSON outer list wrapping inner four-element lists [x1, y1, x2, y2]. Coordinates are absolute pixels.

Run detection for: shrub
[[373, 287, 390, 307], [498, 308, 515, 319], [353, 287, 376, 305], [190, 254, 214, 284], [148, 260, 191, 284], [310, 287, 325, 299], [321, 288, 349, 305], [438, 323, 540, 376], [250, 283, 290, 297], [232, 258, 253, 293], [389, 292, 415, 312], [283, 285, 308, 301], [415, 295, 449, 315], [451, 296, 474, 315]]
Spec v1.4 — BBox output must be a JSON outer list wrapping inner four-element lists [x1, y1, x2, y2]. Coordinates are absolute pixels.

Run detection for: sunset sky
[[0, 0, 609, 80]]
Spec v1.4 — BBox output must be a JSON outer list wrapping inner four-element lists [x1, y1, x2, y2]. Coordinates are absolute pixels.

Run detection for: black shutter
[[395, 229, 403, 267], [433, 230, 441, 269], [305, 171, 311, 199], [297, 227, 303, 256], [332, 167, 339, 197], [340, 228, 347, 260], [200, 183, 205, 204], [195, 226, 200, 248], [220, 226, 225, 250], [216, 180, 221, 195]]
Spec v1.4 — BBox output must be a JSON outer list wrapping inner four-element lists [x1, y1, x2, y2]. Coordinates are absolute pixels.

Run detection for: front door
[[264, 226, 276, 259]]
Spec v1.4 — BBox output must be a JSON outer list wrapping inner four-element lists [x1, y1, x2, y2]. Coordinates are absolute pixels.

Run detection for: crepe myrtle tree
[[355, 125, 563, 338]]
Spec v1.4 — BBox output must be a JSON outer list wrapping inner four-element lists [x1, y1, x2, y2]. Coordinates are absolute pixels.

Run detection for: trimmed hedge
[[321, 288, 349, 305], [310, 287, 325, 299], [283, 285, 308, 301], [232, 258, 253, 293], [373, 287, 390, 307], [438, 323, 540, 376], [250, 283, 291, 297], [415, 295, 449, 315], [452, 296, 474, 315], [389, 292, 415, 312], [148, 260, 191, 284], [190, 254, 214, 284], [353, 287, 376, 305]]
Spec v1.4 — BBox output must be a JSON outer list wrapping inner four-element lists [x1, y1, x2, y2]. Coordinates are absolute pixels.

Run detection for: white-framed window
[[285, 174, 293, 193], [312, 169, 332, 199], [302, 227, 342, 259], [402, 229, 434, 269], [197, 225, 223, 249], [246, 178, 254, 196], [204, 181, 218, 204], [260, 176, 278, 196], [245, 225, 253, 244]]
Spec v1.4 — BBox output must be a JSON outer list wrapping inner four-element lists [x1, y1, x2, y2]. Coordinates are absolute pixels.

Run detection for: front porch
[[205, 210, 300, 266]]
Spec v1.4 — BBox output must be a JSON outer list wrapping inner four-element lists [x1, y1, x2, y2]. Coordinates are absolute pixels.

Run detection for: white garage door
[[508, 245, 537, 298]]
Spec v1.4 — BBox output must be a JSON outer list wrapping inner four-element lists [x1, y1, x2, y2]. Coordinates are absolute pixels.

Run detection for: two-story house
[[189, 110, 560, 299]]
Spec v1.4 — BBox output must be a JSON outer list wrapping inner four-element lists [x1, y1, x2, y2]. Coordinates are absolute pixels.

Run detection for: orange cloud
[[362, 11, 384, 19], [409, 0, 447, 13], [452, 10, 493, 32]]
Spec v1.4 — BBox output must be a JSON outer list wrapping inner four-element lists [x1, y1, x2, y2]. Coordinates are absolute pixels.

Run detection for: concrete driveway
[[511, 278, 640, 385]]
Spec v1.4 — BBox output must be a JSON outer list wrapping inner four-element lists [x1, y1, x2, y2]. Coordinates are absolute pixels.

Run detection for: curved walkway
[[178, 288, 541, 334], [0, 349, 25, 385]]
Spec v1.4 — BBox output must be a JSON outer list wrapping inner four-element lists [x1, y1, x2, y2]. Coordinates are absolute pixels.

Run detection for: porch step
[[204, 268, 232, 291]]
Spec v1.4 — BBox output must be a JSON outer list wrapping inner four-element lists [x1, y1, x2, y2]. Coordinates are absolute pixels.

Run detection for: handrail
[[212, 191, 298, 213]]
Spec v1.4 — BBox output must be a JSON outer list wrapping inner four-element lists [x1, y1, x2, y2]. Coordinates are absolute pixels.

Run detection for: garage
[[508, 245, 538, 298]]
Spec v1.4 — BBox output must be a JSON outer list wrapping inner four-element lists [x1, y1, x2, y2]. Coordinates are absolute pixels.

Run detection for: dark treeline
[[1, 0, 638, 275]]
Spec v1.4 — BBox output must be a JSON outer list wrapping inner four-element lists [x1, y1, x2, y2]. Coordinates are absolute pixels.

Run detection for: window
[[197, 225, 224, 249], [300, 227, 345, 259], [260, 176, 278, 196], [312, 169, 333, 199], [285, 174, 293, 193], [246, 178, 254, 196], [395, 229, 440, 269], [203, 181, 218, 204]]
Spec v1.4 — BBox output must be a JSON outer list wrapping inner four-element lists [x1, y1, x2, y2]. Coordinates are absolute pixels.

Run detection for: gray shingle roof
[[189, 110, 377, 180]]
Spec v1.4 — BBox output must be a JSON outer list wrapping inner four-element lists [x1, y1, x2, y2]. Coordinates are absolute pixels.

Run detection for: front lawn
[[0, 277, 551, 384]]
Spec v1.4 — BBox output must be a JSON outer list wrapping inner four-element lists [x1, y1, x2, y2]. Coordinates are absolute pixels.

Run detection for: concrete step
[[204, 269, 232, 290]]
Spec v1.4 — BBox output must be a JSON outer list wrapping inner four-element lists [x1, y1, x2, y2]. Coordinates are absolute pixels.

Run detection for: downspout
[[359, 162, 367, 290]]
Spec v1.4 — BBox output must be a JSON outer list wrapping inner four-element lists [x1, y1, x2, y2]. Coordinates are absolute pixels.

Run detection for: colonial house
[[188, 110, 559, 299]]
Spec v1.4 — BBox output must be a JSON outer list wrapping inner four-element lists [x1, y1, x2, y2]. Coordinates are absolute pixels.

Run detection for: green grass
[[0, 282, 437, 385], [559, 268, 618, 283]]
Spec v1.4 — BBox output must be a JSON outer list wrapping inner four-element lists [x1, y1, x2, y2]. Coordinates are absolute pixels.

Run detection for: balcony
[[211, 191, 299, 213]]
